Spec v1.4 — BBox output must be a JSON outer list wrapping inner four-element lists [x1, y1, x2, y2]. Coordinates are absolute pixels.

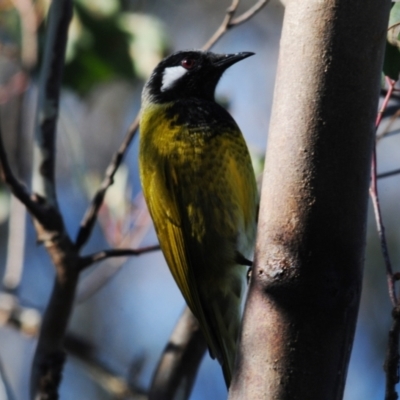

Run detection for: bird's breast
[[140, 100, 257, 255]]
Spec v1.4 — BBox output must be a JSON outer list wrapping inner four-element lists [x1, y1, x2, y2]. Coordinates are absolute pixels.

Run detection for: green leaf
[[389, 3, 400, 30], [63, 1, 135, 94], [383, 41, 400, 81], [36, 0, 168, 94], [383, 3, 400, 81], [388, 3, 400, 49]]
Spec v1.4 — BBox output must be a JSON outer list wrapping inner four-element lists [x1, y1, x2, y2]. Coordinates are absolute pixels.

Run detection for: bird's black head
[[143, 50, 254, 104]]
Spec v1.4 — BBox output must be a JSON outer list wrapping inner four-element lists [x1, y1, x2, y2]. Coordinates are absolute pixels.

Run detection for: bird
[[138, 50, 258, 386]]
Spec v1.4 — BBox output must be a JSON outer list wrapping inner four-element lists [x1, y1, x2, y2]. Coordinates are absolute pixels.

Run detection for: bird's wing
[[143, 156, 222, 360]]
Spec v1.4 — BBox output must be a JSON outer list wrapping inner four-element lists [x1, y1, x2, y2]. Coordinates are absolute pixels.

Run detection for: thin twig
[[230, 0, 270, 25], [378, 127, 400, 142], [202, 0, 269, 51], [370, 77, 397, 306], [378, 168, 400, 180], [377, 77, 396, 127], [202, 0, 239, 51], [370, 150, 397, 306], [75, 115, 140, 250], [79, 244, 161, 270], [376, 109, 400, 143], [76, 194, 154, 302]]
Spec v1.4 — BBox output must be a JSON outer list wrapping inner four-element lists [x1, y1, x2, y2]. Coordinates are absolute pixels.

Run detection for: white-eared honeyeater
[[139, 50, 258, 386]]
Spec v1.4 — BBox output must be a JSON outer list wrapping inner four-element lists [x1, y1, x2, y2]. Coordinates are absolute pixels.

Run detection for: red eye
[[181, 58, 196, 69]]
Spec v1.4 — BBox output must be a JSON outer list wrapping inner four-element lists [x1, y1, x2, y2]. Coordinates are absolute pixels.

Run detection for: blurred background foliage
[[62, 0, 169, 94], [0, 0, 398, 399]]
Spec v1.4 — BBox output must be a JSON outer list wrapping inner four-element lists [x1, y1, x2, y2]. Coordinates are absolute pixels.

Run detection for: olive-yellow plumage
[[139, 51, 258, 386]]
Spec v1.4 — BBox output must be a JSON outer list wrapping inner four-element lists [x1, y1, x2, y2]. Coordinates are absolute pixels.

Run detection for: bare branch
[[32, 0, 72, 207], [376, 78, 397, 128], [76, 195, 154, 302], [202, 0, 269, 51], [230, 0, 270, 25], [75, 115, 140, 250], [201, 0, 239, 51], [369, 150, 397, 306], [28, 1, 75, 399], [377, 127, 400, 142], [370, 78, 397, 306], [149, 307, 207, 400], [0, 118, 43, 218], [79, 244, 161, 270], [378, 168, 400, 180], [31, 247, 80, 400], [376, 107, 400, 143]]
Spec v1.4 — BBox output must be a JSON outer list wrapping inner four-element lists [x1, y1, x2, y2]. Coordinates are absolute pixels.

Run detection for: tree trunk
[[229, 0, 391, 399]]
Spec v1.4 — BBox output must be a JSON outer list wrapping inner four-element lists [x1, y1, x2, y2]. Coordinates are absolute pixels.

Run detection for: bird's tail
[[204, 265, 245, 387]]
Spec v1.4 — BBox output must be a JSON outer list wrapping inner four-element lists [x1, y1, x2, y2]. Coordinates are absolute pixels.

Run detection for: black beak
[[212, 52, 255, 70]]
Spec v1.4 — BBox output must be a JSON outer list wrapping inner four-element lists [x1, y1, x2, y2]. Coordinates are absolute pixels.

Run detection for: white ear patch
[[161, 66, 188, 92]]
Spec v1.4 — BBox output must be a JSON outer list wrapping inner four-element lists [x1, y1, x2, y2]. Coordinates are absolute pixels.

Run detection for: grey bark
[[229, 0, 391, 399]]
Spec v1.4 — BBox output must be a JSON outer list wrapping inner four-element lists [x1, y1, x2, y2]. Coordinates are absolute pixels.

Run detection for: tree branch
[[32, 0, 72, 208], [79, 244, 161, 270], [230, 0, 270, 25], [30, 234, 80, 400], [370, 148, 397, 306], [378, 168, 400, 179], [0, 119, 43, 218], [0, 122, 65, 234], [376, 105, 400, 143], [201, 0, 270, 51], [370, 80, 397, 307], [75, 115, 140, 250], [230, 0, 391, 398], [27, 1, 75, 399], [149, 307, 207, 400]]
